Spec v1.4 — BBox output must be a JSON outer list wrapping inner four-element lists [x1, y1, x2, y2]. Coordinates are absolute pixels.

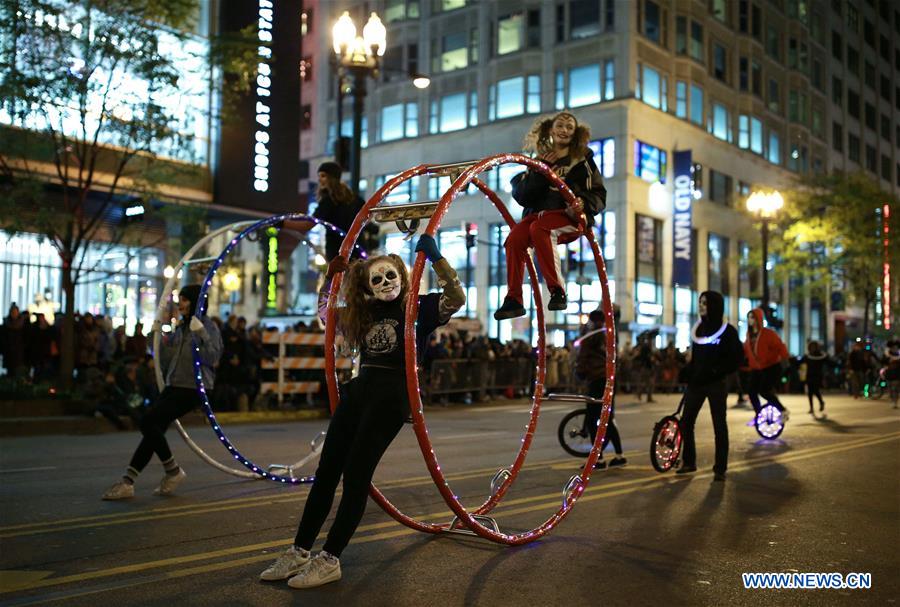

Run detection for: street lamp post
[[332, 11, 386, 197], [746, 190, 784, 319]]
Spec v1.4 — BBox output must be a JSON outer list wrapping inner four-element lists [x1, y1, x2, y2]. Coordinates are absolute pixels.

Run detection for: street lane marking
[[4, 431, 897, 596], [0, 467, 57, 474]]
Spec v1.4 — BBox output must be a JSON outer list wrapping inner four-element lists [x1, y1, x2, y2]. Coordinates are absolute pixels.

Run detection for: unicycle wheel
[[755, 404, 785, 439], [557, 408, 593, 457], [650, 415, 682, 472]]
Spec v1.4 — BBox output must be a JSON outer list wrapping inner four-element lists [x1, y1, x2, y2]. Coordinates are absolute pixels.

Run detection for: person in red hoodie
[[744, 308, 790, 420]]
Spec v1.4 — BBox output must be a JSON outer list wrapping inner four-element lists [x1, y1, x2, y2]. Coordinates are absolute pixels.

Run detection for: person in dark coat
[[800, 340, 828, 414], [676, 291, 744, 481], [1, 304, 29, 378]]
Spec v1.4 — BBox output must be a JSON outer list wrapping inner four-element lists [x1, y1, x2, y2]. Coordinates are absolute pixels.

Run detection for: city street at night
[[1, 393, 897, 606]]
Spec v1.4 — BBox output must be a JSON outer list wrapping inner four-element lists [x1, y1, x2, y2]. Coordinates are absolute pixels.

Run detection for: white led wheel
[[755, 403, 785, 439], [154, 215, 363, 483], [322, 155, 616, 544]]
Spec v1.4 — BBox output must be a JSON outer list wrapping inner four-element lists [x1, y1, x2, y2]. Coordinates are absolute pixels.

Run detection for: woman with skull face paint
[[260, 235, 464, 589], [676, 291, 743, 481]]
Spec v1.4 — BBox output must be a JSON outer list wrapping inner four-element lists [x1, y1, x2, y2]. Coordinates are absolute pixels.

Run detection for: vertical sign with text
[[672, 150, 693, 288]]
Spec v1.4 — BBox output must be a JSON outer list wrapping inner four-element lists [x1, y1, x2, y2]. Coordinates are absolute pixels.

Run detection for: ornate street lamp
[[746, 190, 784, 318], [332, 11, 386, 196]]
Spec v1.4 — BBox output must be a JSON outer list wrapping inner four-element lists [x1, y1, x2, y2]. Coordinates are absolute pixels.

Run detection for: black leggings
[[294, 368, 407, 557], [747, 366, 785, 414], [806, 378, 824, 410], [680, 379, 729, 474], [128, 387, 200, 472], [585, 377, 622, 455]]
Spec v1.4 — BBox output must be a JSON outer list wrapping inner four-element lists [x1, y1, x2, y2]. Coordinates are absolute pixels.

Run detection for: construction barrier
[[260, 331, 352, 405]]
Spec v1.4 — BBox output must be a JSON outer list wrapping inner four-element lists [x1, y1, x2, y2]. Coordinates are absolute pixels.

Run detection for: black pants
[[747, 365, 784, 414], [128, 387, 200, 472], [585, 377, 622, 454], [806, 378, 824, 410], [294, 368, 407, 557], [680, 379, 728, 474]]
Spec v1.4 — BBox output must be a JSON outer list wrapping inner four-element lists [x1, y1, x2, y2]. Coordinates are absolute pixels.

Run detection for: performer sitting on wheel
[[260, 235, 465, 589], [102, 285, 223, 500], [744, 308, 790, 420], [575, 308, 626, 469], [494, 112, 607, 320], [675, 291, 743, 481]]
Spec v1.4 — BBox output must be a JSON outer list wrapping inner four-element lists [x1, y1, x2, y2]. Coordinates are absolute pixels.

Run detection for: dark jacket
[[313, 192, 367, 261], [575, 327, 612, 382], [510, 149, 607, 226], [685, 291, 745, 387], [800, 350, 829, 383]]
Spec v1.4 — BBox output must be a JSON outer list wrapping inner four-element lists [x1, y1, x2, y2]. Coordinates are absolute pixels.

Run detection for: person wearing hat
[[101, 284, 222, 500]]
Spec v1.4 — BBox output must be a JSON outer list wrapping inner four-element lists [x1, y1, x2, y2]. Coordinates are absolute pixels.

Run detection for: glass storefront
[[0, 231, 164, 333]]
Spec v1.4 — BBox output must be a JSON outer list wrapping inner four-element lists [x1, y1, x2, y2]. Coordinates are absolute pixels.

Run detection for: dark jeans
[[128, 387, 201, 472], [294, 368, 407, 557], [680, 379, 728, 474], [806, 377, 824, 410], [585, 377, 622, 454], [747, 365, 785, 413]]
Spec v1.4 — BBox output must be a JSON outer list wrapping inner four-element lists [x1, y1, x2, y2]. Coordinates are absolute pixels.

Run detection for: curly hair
[[320, 174, 356, 205], [338, 254, 410, 350], [522, 112, 591, 160]]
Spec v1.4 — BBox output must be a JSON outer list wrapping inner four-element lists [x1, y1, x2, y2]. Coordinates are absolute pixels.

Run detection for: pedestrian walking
[[800, 340, 828, 414]]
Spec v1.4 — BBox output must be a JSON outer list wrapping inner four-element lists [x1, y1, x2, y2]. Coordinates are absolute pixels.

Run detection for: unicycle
[[650, 395, 686, 472], [551, 393, 603, 457], [754, 403, 785, 439]]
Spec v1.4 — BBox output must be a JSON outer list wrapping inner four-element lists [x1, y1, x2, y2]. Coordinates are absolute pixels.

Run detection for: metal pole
[[336, 71, 343, 143], [350, 67, 367, 197], [761, 216, 770, 318]]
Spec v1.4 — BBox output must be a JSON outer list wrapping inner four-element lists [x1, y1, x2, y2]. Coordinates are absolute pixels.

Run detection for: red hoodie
[[743, 308, 788, 370]]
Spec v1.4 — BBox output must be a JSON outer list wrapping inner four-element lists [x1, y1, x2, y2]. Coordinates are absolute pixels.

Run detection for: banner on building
[[672, 150, 693, 288]]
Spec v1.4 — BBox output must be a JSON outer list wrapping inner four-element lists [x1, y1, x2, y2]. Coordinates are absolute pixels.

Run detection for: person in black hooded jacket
[[676, 291, 744, 481]]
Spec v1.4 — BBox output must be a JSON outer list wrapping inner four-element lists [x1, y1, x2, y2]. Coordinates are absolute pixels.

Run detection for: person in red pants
[[494, 112, 606, 320], [744, 308, 790, 420]]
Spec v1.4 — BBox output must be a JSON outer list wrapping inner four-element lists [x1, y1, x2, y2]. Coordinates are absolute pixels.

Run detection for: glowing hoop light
[[690, 321, 727, 345], [178, 214, 367, 484], [323, 154, 616, 544]]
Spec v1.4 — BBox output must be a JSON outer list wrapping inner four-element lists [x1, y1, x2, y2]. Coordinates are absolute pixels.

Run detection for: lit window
[[750, 117, 762, 154], [604, 60, 615, 100], [768, 130, 780, 164], [440, 31, 468, 71], [440, 92, 467, 132], [689, 84, 703, 125], [555, 71, 565, 109], [495, 76, 524, 119], [676, 81, 687, 118], [709, 102, 731, 142], [381, 104, 405, 141], [527, 75, 541, 113], [568, 63, 601, 107], [497, 13, 523, 55], [634, 140, 667, 183], [587, 137, 616, 178], [637, 64, 667, 111]]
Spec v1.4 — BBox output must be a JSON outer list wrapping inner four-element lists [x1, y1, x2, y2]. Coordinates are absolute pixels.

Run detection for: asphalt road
[[1, 391, 898, 606]]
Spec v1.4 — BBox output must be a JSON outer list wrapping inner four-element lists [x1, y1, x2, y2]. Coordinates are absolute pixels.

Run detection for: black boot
[[493, 297, 526, 320], [548, 288, 567, 311]]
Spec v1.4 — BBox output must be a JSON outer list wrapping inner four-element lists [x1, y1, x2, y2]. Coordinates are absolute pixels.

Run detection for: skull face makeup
[[368, 260, 402, 302]]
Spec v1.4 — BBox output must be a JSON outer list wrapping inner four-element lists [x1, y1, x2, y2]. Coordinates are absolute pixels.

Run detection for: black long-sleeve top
[[686, 324, 744, 387], [510, 149, 607, 226]]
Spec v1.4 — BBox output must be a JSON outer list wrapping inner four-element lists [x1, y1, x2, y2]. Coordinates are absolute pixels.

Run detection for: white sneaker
[[287, 552, 342, 589], [102, 481, 134, 500], [259, 545, 311, 581], [153, 468, 186, 496]]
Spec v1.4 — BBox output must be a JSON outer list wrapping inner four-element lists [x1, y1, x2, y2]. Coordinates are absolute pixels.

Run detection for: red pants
[[504, 209, 581, 303]]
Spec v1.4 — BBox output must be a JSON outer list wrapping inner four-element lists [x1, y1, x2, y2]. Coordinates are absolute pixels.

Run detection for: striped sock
[[122, 467, 139, 485], [161, 457, 180, 477]]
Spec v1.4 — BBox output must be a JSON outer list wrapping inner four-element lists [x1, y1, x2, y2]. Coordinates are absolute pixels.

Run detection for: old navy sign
[[672, 150, 693, 287]]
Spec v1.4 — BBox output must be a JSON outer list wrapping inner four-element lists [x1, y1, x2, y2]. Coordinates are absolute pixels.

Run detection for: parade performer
[[744, 308, 790, 420], [799, 340, 829, 414], [494, 112, 606, 320], [102, 285, 222, 500], [676, 291, 743, 481], [575, 308, 626, 469], [260, 235, 465, 589]]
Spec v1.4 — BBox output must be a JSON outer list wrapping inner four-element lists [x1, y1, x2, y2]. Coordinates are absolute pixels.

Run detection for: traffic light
[[465, 223, 476, 249]]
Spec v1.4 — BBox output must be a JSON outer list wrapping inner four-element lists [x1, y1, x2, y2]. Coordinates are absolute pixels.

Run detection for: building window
[[739, 0, 749, 32], [864, 61, 876, 88], [570, 0, 601, 39], [604, 59, 615, 100], [708, 233, 730, 294], [527, 75, 541, 113], [555, 71, 565, 109], [711, 0, 727, 22], [832, 76, 842, 106], [690, 21, 704, 62], [635, 214, 663, 299], [847, 90, 860, 119], [865, 145, 876, 172], [676, 16, 687, 54], [488, 75, 541, 120], [768, 129, 781, 163], [676, 80, 687, 118], [380, 102, 418, 141], [434, 0, 466, 12], [831, 121, 842, 152], [787, 144, 808, 173], [831, 30, 842, 61], [713, 43, 727, 82], [752, 60, 762, 95], [812, 107, 823, 137], [690, 83, 704, 125], [882, 114, 891, 142], [385, 0, 420, 22], [709, 102, 731, 142], [864, 102, 876, 130], [430, 92, 477, 133], [846, 45, 859, 73], [739, 57, 749, 91], [768, 79, 780, 113], [642, 0, 662, 44], [634, 140, 667, 183], [848, 133, 860, 162], [568, 63, 602, 107], [767, 25, 781, 61], [738, 115, 763, 154], [881, 75, 892, 103], [788, 90, 807, 124], [636, 64, 668, 111], [434, 31, 469, 72], [587, 137, 616, 178], [497, 13, 523, 55], [709, 170, 733, 206]]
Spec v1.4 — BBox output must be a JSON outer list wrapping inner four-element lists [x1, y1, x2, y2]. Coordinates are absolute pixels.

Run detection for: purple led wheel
[[755, 404, 785, 439], [191, 213, 366, 484]]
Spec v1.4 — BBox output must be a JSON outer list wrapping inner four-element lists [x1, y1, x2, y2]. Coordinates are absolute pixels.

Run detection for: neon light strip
[[691, 320, 727, 344]]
